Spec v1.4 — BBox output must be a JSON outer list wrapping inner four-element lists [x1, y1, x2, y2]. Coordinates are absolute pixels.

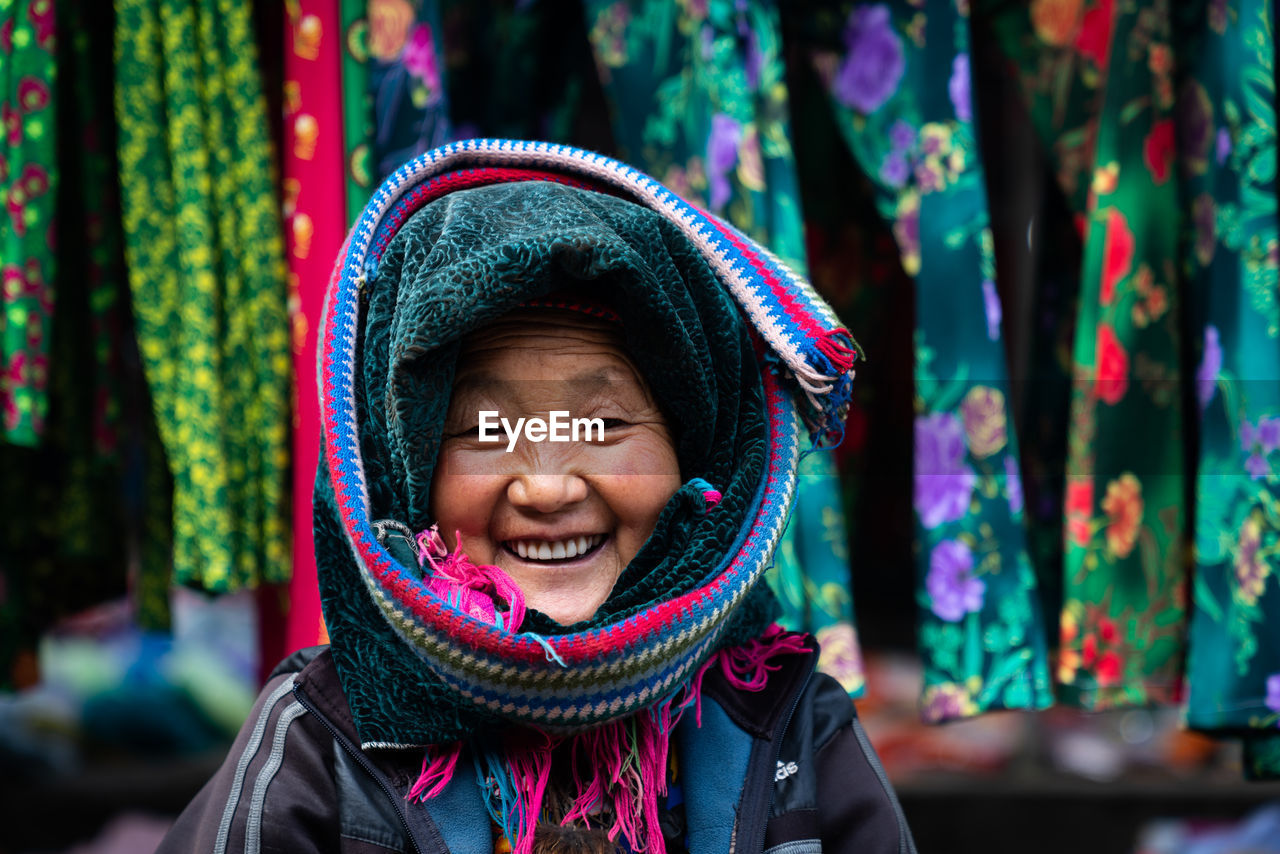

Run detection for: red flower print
[[2, 102, 20, 147], [1095, 323, 1129, 405], [1075, 0, 1115, 69], [0, 19, 12, 55], [1066, 477, 1094, 546], [1082, 633, 1098, 666], [1096, 650, 1122, 686], [1099, 618, 1118, 644], [1100, 208, 1133, 305], [1143, 119, 1175, 185]]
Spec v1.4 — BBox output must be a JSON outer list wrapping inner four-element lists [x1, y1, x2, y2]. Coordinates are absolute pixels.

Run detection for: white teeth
[[508, 535, 603, 561]]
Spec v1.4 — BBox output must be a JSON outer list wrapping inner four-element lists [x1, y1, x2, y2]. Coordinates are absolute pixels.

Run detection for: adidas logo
[[774, 759, 800, 782]]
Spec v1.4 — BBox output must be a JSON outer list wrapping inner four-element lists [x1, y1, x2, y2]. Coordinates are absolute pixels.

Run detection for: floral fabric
[[1181, 0, 1279, 773], [114, 0, 292, 593], [580, 0, 865, 688], [0, 0, 56, 446], [340, 0, 374, 222], [582, 0, 807, 272], [770, 450, 866, 697], [814, 1, 1054, 722], [366, 0, 450, 182]]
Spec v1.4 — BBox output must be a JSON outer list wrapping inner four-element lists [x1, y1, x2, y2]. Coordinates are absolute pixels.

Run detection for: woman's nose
[[507, 472, 589, 513]]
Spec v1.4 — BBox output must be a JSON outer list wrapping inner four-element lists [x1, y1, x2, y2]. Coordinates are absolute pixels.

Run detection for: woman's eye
[[445, 425, 481, 439], [600, 418, 630, 430]]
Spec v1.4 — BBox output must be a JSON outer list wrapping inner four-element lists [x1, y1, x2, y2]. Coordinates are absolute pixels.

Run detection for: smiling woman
[[433, 309, 682, 626], [158, 141, 915, 854]]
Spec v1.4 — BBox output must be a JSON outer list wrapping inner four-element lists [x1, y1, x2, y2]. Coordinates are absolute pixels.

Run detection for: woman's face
[[430, 311, 681, 625]]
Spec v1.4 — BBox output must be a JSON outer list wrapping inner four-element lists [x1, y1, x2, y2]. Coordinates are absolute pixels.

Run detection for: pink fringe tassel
[[418, 526, 526, 631], [406, 624, 809, 854]]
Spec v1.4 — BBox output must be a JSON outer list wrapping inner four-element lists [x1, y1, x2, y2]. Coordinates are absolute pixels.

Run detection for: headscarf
[[314, 140, 857, 848]]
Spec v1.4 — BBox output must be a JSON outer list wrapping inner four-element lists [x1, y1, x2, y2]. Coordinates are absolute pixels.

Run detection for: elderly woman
[[159, 142, 915, 854]]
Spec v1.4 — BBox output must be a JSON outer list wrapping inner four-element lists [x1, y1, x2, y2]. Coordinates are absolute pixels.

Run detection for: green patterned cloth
[[114, 0, 292, 593], [770, 450, 865, 697], [1, 0, 57, 445], [341, 0, 373, 223], [814, 1, 1053, 721], [582, 0, 807, 273], [1181, 0, 1280, 777]]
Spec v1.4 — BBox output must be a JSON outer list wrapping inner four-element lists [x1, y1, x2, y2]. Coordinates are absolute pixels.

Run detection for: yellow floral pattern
[[114, 0, 292, 592]]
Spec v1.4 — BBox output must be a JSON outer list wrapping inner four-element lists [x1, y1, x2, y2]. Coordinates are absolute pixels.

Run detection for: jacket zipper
[[292, 682, 429, 854], [737, 659, 815, 854]]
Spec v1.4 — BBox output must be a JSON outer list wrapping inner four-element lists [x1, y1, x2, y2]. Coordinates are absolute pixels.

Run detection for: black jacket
[[159, 642, 916, 854]]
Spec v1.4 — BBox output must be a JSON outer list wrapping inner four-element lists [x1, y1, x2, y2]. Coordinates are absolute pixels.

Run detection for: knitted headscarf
[[314, 140, 857, 848]]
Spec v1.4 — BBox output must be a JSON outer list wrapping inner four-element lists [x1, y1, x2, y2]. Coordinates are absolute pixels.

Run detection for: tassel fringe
[[409, 624, 809, 854]]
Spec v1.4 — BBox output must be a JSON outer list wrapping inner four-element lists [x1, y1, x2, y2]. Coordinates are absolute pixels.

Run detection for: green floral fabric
[[814, 1, 1053, 721], [1014, 0, 1188, 711], [580, 1, 866, 693], [0, 0, 57, 445], [1181, 0, 1280, 774], [341, 0, 374, 223], [582, 0, 807, 273], [114, 0, 292, 593], [770, 450, 865, 697]]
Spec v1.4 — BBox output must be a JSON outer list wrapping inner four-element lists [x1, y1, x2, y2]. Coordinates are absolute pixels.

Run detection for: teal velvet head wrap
[[314, 180, 781, 747]]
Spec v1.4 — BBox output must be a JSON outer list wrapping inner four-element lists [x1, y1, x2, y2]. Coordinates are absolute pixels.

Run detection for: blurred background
[[2, 0, 1280, 851]]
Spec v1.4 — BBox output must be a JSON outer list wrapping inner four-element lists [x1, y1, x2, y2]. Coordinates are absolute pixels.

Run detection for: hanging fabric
[[770, 449, 866, 697], [113, 0, 292, 593], [0, 0, 57, 446], [814, 1, 1053, 721], [340, 0, 374, 223], [580, 0, 866, 693], [366, 0, 450, 187], [581, 0, 807, 273], [1181, 0, 1280, 779], [280, 0, 348, 654]]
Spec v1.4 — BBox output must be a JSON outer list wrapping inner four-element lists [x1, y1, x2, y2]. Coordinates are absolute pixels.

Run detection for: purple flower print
[[706, 113, 742, 211], [1005, 455, 1024, 515], [914, 412, 976, 529], [1257, 416, 1280, 453], [880, 151, 910, 188], [1267, 673, 1280, 716], [949, 53, 972, 123], [1245, 452, 1271, 480], [833, 4, 905, 114], [982, 280, 1002, 341], [1197, 325, 1222, 411], [1216, 127, 1232, 165], [926, 539, 985, 622], [890, 119, 916, 152], [403, 24, 441, 95]]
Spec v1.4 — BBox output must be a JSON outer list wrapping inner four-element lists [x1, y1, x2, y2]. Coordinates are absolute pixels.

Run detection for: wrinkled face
[[430, 311, 681, 625]]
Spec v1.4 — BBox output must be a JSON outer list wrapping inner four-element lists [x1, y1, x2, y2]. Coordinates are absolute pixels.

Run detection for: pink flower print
[[18, 77, 51, 115], [7, 164, 50, 237], [28, 0, 55, 49], [3, 102, 21, 147], [402, 24, 441, 96], [0, 18, 12, 54], [2, 265, 24, 301]]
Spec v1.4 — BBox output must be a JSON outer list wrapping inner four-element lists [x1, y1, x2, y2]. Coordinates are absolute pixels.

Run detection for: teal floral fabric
[[770, 450, 865, 697], [582, 0, 807, 273], [814, 1, 1053, 721], [1182, 0, 1280, 775]]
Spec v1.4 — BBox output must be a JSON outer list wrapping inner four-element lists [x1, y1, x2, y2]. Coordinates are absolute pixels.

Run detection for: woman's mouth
[[504, 534, 606, 561]]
